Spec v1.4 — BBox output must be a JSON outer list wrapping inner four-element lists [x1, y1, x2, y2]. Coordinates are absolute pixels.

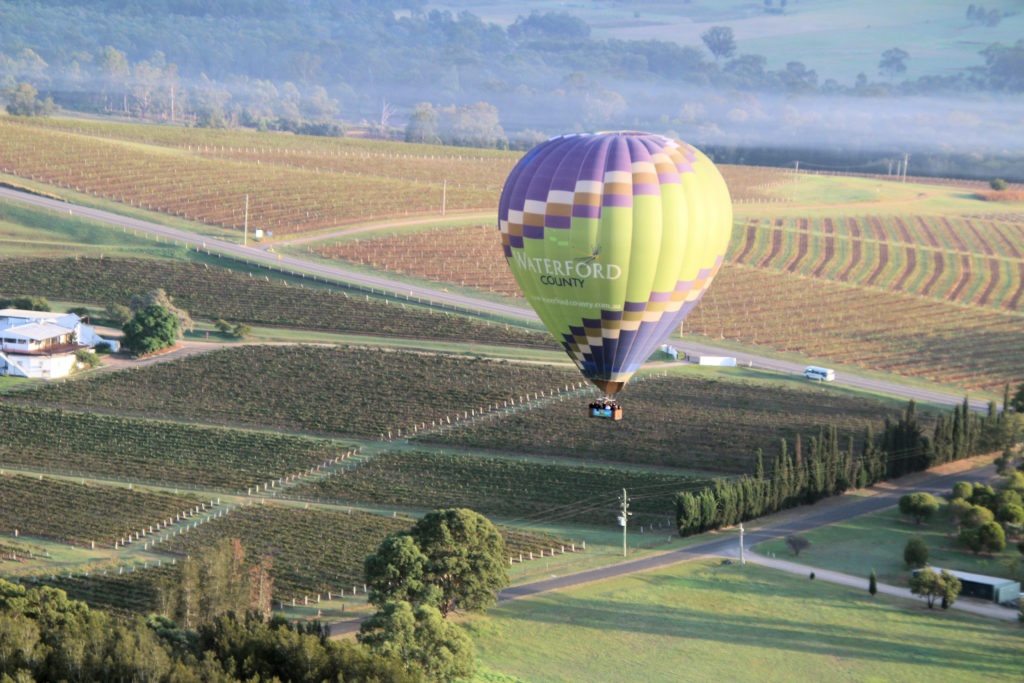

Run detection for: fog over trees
[[2, 1, 1023, 176]]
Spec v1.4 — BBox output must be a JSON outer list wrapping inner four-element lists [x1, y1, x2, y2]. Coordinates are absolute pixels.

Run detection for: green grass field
[[754, 502, 1023, 585], [465, 0, 1024, 84], [463, 559, 1023, 683]]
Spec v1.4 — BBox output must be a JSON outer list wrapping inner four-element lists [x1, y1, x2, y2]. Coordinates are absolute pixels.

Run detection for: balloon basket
[[588, 398, 622, 420]]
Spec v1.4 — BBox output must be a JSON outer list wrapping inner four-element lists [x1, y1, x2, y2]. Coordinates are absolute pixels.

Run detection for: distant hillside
[[1, 0, 1022, 176]]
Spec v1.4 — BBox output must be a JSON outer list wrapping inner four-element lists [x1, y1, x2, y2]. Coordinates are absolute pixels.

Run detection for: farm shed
[[919, 567, 1021, 605]]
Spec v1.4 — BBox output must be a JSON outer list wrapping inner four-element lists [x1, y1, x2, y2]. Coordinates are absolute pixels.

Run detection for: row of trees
[[0, 509, 509, 681], [676, 397, 1022, 537], [0, 546, 417, 682]]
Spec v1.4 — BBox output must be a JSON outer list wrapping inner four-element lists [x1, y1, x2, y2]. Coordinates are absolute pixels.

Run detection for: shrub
[[948, 497, 972, 524], [785, 535, 810, 556], [105, 303, 132, 325], [899, 492, 940, 524], [977, 521, 1007, 554], [904, 536, 928, 568], [968, 484, 996, 509], [990, 178, 1008, 191], [8, 295, 50, 311], [995, 489, 1023, 509], [996, 503, 1024, 527], [74, 348, 101, 368], [962, 504, 995, 529], [951, 481, 973, 501], [122, 304, 179, 355], [1004, 471, 1024, 494]]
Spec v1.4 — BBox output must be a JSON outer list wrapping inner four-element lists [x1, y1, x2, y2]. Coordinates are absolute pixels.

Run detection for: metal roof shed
[[926, 567, 1021, 605]]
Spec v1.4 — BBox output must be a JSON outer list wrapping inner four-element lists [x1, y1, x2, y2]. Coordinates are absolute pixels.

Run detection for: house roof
[[0, 309, 80, 325], [1, 322, 73, 341]]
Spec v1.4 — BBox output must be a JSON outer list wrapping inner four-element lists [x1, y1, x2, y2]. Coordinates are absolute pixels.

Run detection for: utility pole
[[792, 160, 799, 200], [739, 522, 745, 566], [243, 193, 249, 246], [442, 179, 447, 216], [618, 488, 632, 557]]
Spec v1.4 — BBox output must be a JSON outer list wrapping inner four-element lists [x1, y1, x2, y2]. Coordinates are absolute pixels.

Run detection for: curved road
[[1, 186, 990, 411]]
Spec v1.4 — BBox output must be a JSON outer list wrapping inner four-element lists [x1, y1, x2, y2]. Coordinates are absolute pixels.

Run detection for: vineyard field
[[726, 215, 1024, 311], [24, 116, 791, 200], [0, 474, 203, 547], [158, 504, 412, 601], [288, 450, 709, 526], [5, 345, 581, 438], [0, 119, 496, 235], [0, 257, 554, 348], [312, 224, 521, 297], [28, 566, 175, 617], [688, 266, 1024, 392], [420, 373, 894, 474], [305, 222, 1024, 392], [157, 503, 573, 603], [27, 504, 573, 613], [311, 215, 1024, 313], [0, 118, 789, 240], [0, 403, 353, 490]]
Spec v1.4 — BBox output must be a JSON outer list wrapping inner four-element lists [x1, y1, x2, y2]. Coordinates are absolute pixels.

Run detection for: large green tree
[[122, 303, 179, 355], [410, 508, 509, 616], [129, 288, 193, 334], [365, 508, 508, 618], [365, 533, 437, 608], [358, 600, 475, 682]]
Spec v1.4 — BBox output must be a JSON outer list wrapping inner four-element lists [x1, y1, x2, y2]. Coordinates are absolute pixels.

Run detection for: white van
[[804, 366, 835, 382]]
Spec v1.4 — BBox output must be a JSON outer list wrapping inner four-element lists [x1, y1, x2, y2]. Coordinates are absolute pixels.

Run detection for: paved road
[[2, 186, 990, 411], [0, 187, 533, 320], [328, 461, 1006, 634], [669, 339, 991, 412]]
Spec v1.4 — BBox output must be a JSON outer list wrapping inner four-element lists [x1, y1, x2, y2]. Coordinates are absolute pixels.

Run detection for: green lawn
[[755, 503, 1023, 585], [464, 559, 1023, 683], [0, 196, 186, 259]]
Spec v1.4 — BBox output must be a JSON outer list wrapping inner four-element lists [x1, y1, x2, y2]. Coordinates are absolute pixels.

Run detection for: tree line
[[0, 539, 419, 682], [0, 509, 510, 681], [676, 395, 1022, 536]]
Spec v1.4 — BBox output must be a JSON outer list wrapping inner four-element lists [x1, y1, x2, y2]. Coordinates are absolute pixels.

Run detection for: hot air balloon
[[497, 131, 732, 417]]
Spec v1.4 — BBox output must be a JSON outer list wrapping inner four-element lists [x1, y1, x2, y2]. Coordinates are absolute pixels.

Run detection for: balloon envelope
[[498, 131, 732, 394]]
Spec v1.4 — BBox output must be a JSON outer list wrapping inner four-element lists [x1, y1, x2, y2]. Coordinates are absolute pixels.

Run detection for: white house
[[0, 309, 119, 379]]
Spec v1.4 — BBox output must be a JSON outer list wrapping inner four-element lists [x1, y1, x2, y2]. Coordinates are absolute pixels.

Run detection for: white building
[[0, 309, 119, 379]]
